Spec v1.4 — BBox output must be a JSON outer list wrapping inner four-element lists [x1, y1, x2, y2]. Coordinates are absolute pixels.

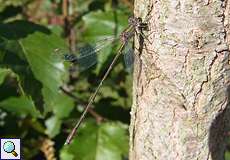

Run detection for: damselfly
[[55, 16, 150, 145]]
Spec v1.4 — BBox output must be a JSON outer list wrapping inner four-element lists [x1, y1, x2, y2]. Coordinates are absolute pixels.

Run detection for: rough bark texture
[[129, 0, 230, 159]]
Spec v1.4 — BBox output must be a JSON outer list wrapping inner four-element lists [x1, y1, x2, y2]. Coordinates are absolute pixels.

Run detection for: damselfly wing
[[123, 42, 134, 72], [53, 36, 134, 72]]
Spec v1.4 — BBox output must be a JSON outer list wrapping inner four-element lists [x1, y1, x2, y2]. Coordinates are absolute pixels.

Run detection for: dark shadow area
[[95, 98, 130, 124], [0, 21, 46, 112], [0, 6, 22, 22], [209, 86, 230, 160], [0, 20, 50, 40]]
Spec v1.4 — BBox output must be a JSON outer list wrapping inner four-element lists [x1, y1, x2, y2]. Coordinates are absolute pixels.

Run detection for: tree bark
[[129, 0, 230, 159]]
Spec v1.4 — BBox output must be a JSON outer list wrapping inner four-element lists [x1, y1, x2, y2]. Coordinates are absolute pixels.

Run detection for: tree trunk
[[129, 0, 230, 159]]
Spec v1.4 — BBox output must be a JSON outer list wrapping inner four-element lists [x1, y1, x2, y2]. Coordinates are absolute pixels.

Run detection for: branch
[[60, 86, 104, 123], [62, 0, 76, 52]]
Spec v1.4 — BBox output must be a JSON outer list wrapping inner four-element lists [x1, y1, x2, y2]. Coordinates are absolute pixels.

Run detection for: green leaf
[[0, 96, 41, 118], [0, 20, 68, 93], [82, 10, 128, 40], [45, 115, 62, 138], [0, 20, 74, 118], [60, 120, 129, 160], [17, 22, 75, 118], [0, 68, 10, 85], [60, 150, 74, 160], [42, 87, 74, 118], [20, 32, 67, 93], [82, 10, 128, 74], [226, 151, 230, 160]]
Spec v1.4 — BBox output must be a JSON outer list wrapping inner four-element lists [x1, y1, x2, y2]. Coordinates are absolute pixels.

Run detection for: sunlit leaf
[[45, 115, 62, 138], [82, 10, 128, 74], [0, 96, 41, 118], [0, 20, 74, 117], [225, 151, 230, 160], [82, 10, 128, 40], [42, 87, 74, 118]]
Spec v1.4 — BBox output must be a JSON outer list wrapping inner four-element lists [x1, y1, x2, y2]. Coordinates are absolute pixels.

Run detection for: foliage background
[[0, 0, 229, 160], [0, 0, 133, 159]]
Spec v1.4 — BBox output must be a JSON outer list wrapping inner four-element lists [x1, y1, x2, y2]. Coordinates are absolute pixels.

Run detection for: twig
[[60, 86, 104, 123], [62, 0, 76, 52]]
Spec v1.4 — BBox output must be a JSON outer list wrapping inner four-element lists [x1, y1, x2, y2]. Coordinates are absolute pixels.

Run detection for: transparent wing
[[78, 36, 117, 59], [77, 36, 118, 71], [77, 44, 98, 72], [52, 36, 118, 72], [123, 42, 134, 72], [124, 48, 134, 72]]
